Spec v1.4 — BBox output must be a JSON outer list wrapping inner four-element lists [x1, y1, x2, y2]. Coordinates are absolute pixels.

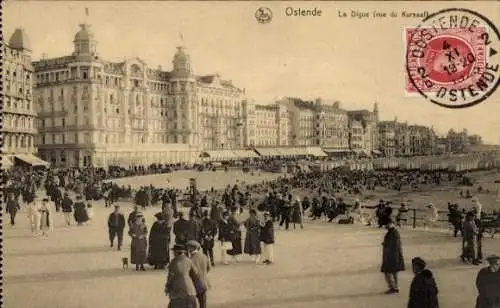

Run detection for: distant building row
[[0, 25, 483, 168]]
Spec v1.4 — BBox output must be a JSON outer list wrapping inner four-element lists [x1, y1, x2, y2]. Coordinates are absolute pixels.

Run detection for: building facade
[[314, 99, 350, 150], [2, 29, 38, 167], [243, 102, 289, 147], [347, 103, 379, 153], [378, 120, 397, 156], [33, 23, 246, 168], [408, 125, 437, 156], [278, 98, 316, 146]]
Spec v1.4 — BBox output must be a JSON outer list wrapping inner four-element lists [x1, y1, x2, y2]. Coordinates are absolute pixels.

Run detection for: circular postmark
[[406, 8, 500, 109], [255, 7, 273, 24]]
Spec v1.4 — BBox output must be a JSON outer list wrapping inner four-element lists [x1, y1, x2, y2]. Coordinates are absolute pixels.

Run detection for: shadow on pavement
[[5, 266, 164, 284], [5, 245, 116, 257], [212, 291, 384, 308], [270, 257, 471, 281]]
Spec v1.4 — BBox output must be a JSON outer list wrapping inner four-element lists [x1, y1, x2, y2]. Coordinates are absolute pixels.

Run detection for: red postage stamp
[[406, 27, 487, 94]]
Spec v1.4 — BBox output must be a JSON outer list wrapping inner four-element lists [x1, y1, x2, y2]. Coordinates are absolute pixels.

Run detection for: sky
[[4, 1, 500, 144]]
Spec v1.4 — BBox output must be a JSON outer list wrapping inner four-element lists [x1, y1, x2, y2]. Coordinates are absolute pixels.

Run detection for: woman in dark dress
[[73, 195, 89, 225], [227, 209, 243, 261], [148, 212, 170, 269], [129, 214, 148, 271], [244, 209, 261, 262]]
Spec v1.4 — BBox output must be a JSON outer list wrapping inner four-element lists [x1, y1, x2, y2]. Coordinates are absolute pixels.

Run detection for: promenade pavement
[[4, 199, 498, 308]]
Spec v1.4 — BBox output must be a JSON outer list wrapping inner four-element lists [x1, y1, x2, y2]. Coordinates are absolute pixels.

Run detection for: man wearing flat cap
[[407, 257, 439, 308], [107, 205, 125, 250], [165, 244, 200, 308], [187, 240, 210, 308], [475, 254, 500, 308]]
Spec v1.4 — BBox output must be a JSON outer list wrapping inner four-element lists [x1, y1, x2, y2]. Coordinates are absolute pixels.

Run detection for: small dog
[[122, 257, 129, 269]]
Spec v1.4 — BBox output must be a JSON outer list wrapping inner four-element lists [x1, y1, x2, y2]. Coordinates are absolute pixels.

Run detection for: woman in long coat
[[148, 212, 170, 269], [227, 210, 243, 260], [462, 211, 479, 264], [244, 209, 261, 261], [381, 220, 405, 293], [129, 215, 148, 271], [73, 196, 89, 225]]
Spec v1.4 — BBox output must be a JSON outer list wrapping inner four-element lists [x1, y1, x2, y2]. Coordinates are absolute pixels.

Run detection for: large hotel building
[[2, 29, 45, 168], [7, 22, 383, 169], [33, 23, 247, 167]]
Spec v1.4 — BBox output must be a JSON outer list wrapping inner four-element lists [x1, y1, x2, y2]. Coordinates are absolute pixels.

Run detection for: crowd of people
[[4, 162, 500, 308]]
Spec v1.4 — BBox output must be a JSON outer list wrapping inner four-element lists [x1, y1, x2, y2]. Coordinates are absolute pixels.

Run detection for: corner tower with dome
[[33, 23, 247, 168], [2, 28, 41, 168]]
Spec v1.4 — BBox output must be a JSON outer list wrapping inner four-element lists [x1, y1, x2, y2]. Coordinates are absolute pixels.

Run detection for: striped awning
[[14, 154, 50, 167]]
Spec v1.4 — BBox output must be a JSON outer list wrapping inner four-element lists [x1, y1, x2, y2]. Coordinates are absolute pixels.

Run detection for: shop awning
[[324, 148, 352, 153], [306, 147, 328, 157], [276, 148, 296, 157], [199, 150, 240, 161], [14, 154, 50, 167], [255, 148, 281, 157], [233, 150, 260, 158]]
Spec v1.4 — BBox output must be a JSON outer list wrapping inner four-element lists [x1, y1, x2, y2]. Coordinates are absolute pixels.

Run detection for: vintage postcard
[[2, 1, 500, 308]]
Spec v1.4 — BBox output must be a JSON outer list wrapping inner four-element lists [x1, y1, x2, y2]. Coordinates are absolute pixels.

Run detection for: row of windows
[[4, 97, 31, 111], [3, 115, 35, 129], [3, 134, 34, 148], [40, 132, 91, 145], [4, 82, 31, 97], [41, 116, 90, 128], [4, 67, 31, 81]]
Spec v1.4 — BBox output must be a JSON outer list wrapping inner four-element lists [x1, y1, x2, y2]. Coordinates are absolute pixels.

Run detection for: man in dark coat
[[200, 210, 218, 266], [407, 257, 439, 308], [173, 212, 191, 245], [475, 254, 500, 308], [6, 193, 20, 226], [381, 219, 405, 293], [61, 193, 74, 226], [52, 186, 63, 212], [187, 211, 202, 242], [108, 205, 126, 250], [165, 244, 200, 308]]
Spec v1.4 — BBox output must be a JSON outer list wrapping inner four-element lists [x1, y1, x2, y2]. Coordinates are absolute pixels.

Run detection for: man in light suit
[[165, 244, 200, 308], [187, 240, 210, 308]]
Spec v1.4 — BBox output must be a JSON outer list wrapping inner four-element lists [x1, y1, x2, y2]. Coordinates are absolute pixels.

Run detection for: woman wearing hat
[[462, 211, 480, 264], [475, 255, 500, 308], [129, 214, 148, 271], [423, 203, 438, 231], [73, 195, 89, 226], [148, 212, 171, 269], [244, 209, 262, 263]]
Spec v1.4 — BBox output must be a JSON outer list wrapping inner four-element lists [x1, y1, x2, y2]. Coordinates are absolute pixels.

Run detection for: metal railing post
[[412, 208, 417, 228]]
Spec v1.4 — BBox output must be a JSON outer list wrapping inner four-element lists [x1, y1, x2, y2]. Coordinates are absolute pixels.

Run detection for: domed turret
[[172, 46, 192, 77], [73, 23, 97, 56], [9, 28, 32, 51]]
